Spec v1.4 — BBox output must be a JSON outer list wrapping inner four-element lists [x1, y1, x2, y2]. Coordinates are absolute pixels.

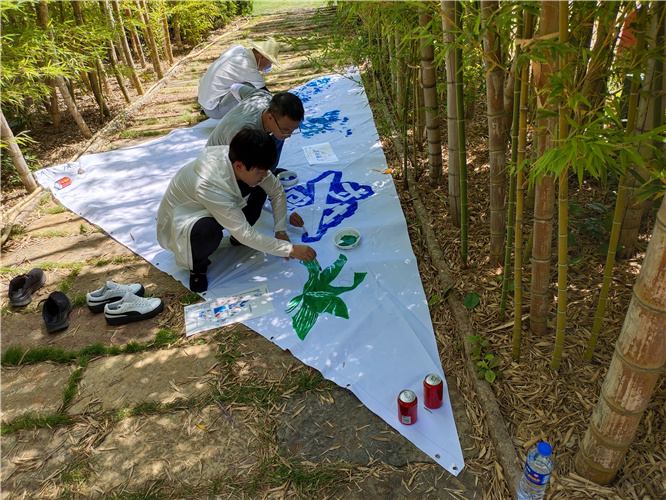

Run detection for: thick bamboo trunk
[[575, 195, 666, 485], [395, 32, 405, 112], [419, 9, 443, 187], [0, 111, 38, 193], [482, 0, 507, 267], [172, 12, 183, 50], [454, 1, 468, 266], [529, 1, 558, 336], [442, 0, 461, 228]]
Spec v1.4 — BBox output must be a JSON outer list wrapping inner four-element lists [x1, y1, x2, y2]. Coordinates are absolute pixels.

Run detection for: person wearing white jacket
[[156, 128, 316, 292], [198, 38, 282, 119]]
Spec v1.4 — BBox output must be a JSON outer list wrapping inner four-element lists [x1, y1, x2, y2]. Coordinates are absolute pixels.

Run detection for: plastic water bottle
[[516, 441, 554, 500]]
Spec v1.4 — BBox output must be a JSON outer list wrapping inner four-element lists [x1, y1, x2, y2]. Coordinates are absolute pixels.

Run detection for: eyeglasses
[[273, 117, 301, 137]]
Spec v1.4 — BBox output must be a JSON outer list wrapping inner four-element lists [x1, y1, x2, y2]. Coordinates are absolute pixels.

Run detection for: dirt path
[[1, 9, 489, 499]]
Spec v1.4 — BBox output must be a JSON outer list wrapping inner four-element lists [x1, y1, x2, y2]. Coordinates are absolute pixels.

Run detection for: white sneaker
[[87, 281, 145, 313], [104, 292, 164, 326]]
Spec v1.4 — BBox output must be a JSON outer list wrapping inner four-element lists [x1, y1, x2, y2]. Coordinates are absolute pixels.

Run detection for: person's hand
[[289, 212, 304, 228], [290, 244, 317, 262]]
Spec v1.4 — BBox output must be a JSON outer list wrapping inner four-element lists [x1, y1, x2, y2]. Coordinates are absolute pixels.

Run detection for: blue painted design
[[300, 110, 353, 139], [284, 170, 374, 242], [292, 77, 332, 103]]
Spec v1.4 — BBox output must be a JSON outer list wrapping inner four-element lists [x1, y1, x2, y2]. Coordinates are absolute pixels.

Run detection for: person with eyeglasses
[[206, 85, 306, 231], [198, 38, 283, 120]]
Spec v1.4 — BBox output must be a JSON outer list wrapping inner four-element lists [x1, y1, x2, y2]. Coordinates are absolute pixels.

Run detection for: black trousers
[[189, 169, 285, 273]]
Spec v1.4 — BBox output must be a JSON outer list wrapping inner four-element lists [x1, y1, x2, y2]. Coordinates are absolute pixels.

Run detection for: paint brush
[[301, 225, 309, 237]]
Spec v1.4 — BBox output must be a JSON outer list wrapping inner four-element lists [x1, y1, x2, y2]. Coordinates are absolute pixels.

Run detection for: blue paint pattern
[[300, 110, 352, 139], [284, 170, 374, 242], [292, 77, 332, 103]]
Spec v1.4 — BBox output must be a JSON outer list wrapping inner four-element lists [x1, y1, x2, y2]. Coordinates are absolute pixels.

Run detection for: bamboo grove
[[1, 0, 251, 193], [331, 0, 665, 485], [1, 0, 665, 487]]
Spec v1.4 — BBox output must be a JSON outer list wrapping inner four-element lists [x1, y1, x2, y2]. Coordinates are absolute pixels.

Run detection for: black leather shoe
[[41, 292, 73, 333], [189, 272, 208, 293], [8, 268, 46, 307]]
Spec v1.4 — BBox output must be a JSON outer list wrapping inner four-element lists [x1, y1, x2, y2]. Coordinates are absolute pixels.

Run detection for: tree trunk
[[172, 11, 183, 50], [37, 1, 93, 139], [395, 31, 405, 112], [454, 1, 468, 266], [512, 9, 534, 360], [617, 3, 663, 260], [443, 0, 460, 228], [99, 0, 131, 103], [584, 5, 648, 361], [0, 111, 38, 193], [71, 0, 111, 118], [529, 1, 558, 336], [482, 0, 507, 267], [137, 0, 163, 80], [125, 5, 147, 68], [575, 195, 666, 485], [419, 8, 443, 187], [111, 0, 144, 95], [551, 0, 570, 372], [161, 0, 173, 66]]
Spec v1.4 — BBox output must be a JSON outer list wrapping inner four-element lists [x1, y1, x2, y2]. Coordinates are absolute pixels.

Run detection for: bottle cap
[[537, 442, 552, 456]]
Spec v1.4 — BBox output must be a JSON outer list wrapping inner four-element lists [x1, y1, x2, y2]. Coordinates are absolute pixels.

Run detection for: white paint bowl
[[334, 228, 361, 250], [277, 170, 298, 187]]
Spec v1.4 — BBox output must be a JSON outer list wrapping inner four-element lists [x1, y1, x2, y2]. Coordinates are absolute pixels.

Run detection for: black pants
[[189, 169, 285, 273]]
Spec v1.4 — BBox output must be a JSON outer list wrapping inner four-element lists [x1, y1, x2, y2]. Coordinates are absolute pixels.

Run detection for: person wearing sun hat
[[198, 37, 283, 119]]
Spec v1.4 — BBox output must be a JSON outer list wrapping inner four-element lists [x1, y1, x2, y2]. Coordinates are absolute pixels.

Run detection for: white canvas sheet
[[34, 69, 465, 475]]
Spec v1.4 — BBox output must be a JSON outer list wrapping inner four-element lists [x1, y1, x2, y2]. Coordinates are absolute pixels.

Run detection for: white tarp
[[34, 69, 465, 475]]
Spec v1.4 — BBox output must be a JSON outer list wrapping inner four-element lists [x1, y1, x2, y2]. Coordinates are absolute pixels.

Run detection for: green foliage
[[475, 354, 503, 383], [462, 292, 480, 309], [166, 1, 243, 45], [465, 335, 503, 384], [1, 413, 72, 435]]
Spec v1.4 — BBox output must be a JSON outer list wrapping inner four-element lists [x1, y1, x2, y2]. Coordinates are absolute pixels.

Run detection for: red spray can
[[53, 177, 71, 190], [398, 389, 418, 425], [423, 373, 444, 409]]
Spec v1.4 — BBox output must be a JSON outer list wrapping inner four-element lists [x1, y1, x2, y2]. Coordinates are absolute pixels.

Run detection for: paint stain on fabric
[[292, 77, 332, 103], [284, 170, 374, 242], [286, 254, 367, 340], [301, 110, 353, 139]]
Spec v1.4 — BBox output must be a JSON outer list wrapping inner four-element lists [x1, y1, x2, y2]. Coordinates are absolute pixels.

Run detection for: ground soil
[[1, 6, 664, 500]]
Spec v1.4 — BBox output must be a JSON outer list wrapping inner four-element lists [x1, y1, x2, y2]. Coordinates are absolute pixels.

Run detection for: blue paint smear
[[284, 170, 374, 242], [291, 77, 332, 103], [301, 110, 353, 139]]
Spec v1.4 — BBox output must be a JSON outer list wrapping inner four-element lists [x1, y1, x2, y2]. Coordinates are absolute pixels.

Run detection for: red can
[[423, 373, 444, 409], [398, 389, 418, 425], [53, 177, 71, 190]]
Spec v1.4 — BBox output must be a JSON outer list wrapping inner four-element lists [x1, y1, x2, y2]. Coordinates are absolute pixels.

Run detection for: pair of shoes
[[86, 281, 145, 313], [190, 272, 208, 293], [86, 281, 162, 325], [8, 268, 46, 307], [104, 292, 164, 326], [40, 292, 73, 333]]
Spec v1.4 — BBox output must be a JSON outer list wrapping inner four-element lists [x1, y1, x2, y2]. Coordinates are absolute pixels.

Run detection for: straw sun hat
[[248, 37, 284, 69]]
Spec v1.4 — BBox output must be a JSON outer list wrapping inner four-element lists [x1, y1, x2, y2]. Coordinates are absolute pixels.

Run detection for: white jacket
[[197, 45, 265, 111], [156, 146, 291, 270]]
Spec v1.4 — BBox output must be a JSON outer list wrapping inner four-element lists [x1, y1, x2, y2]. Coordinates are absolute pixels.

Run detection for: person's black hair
[[228, 127, 277, 171], [268, 92, 305, 122]]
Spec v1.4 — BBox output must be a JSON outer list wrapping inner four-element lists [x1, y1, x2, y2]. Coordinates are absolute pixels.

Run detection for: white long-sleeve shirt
[[156, 146, 291, 270], [197, 45, 266, 111]]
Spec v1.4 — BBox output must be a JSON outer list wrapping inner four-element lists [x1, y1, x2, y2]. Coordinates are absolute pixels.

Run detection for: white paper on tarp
[[302, 142, 339, 164], [184, 285, 274, 336], [34, 68, 465, 475]]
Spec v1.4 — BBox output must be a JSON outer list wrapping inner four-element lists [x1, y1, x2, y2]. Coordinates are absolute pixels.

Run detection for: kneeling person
[[157, 128, 317, 293]]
